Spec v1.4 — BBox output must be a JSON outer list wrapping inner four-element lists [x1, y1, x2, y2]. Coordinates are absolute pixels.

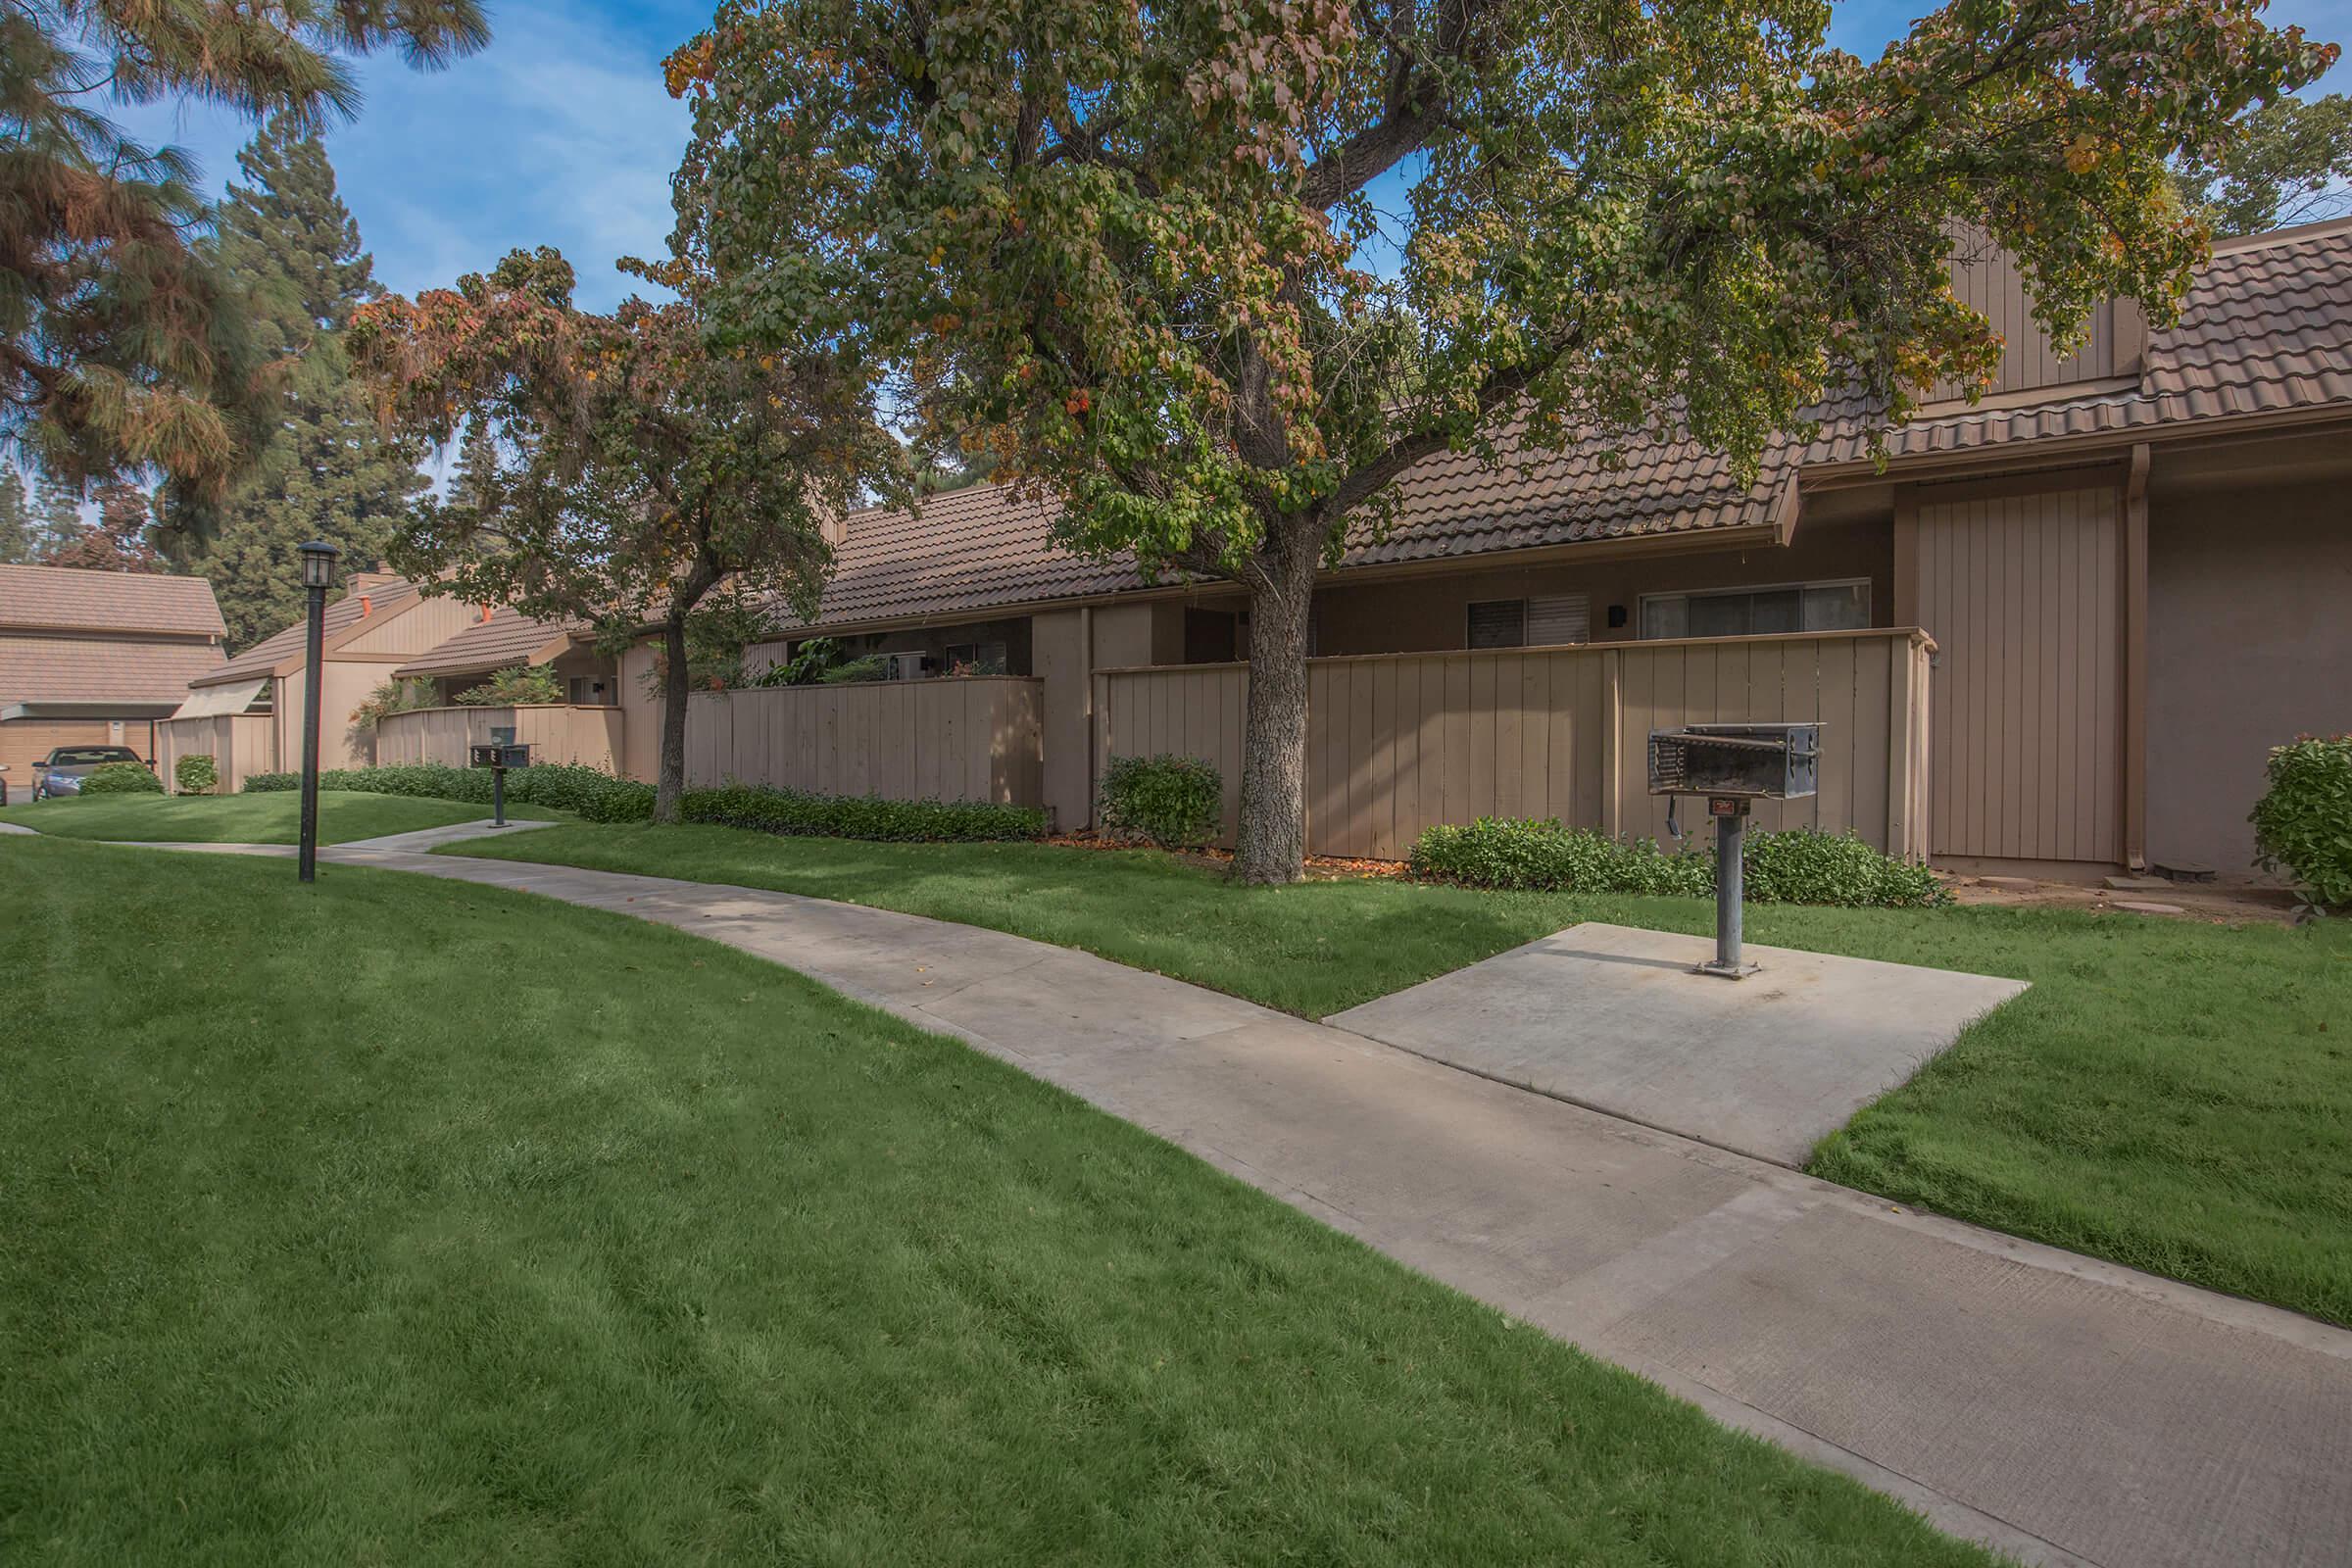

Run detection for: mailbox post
[[1647, 723, 1821, 978], [469, 742, 532, 826]]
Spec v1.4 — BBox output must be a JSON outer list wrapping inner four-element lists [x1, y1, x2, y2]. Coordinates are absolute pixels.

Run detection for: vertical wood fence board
[[680, 678, 1044, 805]]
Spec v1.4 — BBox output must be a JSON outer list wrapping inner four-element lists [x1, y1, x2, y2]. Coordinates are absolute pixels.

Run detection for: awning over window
[[172, 677, 269, 719]]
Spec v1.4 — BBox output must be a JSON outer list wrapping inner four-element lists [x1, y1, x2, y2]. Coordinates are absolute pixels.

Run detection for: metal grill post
[[1713, 811, 1745, 972], [1696, 801, 1759, 979], [491, 763, 506, 827]]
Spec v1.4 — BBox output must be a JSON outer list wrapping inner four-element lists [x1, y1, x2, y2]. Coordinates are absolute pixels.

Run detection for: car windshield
[[47, 747, 139, 765]]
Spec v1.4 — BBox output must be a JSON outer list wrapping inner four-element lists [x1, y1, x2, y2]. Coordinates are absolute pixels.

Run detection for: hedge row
[[681, 782, 1049, 843], [242, 765, 1048, 843], [1409, 816, 1948, 907], [244, 762, 654, 823]]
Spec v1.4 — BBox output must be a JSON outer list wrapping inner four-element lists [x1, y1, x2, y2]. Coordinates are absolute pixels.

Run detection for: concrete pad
[[1329, 921, 2028, 1166], [0, 821, 37, 835]]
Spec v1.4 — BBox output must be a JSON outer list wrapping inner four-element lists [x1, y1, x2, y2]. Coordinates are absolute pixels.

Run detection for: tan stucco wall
[[1310, 511, 1894, 657], [2147, 479, 2352, 877], [277, 660, 389, 769], [339, 593, 478, 657]]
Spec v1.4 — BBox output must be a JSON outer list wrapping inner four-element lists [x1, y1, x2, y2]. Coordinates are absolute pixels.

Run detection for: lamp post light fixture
[[296, 540, 340, 883]]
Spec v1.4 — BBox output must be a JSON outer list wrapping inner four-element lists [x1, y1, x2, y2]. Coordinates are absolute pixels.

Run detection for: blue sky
[[116, 0, 2352, 316]]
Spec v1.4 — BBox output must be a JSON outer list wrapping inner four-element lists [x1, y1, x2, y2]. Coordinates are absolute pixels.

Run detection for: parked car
[[30, 745, 148, 799]]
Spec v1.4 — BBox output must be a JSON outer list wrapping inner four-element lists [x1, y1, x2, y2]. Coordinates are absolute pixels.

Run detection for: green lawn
[[0, 836, 1989, 1566], [0, 790, 554, 845], [455, 824, 2352, 1326]]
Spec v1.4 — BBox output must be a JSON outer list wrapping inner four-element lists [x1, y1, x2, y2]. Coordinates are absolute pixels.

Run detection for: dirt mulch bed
[[1046, 831, 1408, 881]]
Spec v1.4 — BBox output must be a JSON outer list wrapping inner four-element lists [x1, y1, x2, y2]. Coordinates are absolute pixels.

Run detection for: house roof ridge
[[2208, 214, 2352, 257]]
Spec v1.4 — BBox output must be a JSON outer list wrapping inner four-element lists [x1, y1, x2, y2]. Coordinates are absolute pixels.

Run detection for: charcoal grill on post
[[1646, 722, 1821, 978], [468, 742, 532, 826]]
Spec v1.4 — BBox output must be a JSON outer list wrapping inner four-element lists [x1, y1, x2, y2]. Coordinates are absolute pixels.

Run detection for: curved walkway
[[114, 826, 2352, 1566]]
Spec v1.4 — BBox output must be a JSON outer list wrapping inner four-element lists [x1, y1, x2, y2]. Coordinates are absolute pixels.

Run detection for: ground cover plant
[[682, 782, 1046, 843], [0, 836, 1992, 1565], [456, 825, 2352, 1324], [0, 791, 521, 846], [1410, 818, 1947, 907]]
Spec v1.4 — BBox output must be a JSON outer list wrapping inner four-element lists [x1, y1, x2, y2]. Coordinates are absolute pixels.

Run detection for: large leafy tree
[[173, 117, 428, 650], [2175, 92, 2352, 236], [349, 248, 893, 821], [671, 0, 2335, 881], [38, 480, 166, 572], [0, 0, 487, 501]]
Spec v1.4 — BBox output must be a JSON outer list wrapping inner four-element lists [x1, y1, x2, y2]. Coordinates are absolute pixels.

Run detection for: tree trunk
[[1235, 539, 1317, 884], [655, 609, 692, 824]]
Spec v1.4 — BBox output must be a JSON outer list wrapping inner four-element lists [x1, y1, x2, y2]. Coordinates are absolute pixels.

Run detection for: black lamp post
[[296, 540, 340, 883]]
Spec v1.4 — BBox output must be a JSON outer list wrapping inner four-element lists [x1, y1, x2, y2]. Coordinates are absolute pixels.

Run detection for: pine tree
[[0, 470, 30, 564], [0, 1, 485, 497], [176, 118, 428, 650], [28, 470, 84, 559]]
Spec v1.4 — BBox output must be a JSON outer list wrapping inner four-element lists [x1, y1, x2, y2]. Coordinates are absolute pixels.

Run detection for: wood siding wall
[[1936, 242, 2136, 400], [373, 705, 624, 773], [1915, 485, 2123, 864], [684, 677, 1044, 805], [156, 713, 278, 793], [1094, 630, 1934, 859]]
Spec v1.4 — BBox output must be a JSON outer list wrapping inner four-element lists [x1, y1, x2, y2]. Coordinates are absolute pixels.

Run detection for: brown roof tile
[[0, 564, 226, 638], [793, 218, 2352, 631], [195, 576, 423, 685], [1802, 217, 2352, 466], [395, 607, 584, 678], [0, 631, 226, 706]]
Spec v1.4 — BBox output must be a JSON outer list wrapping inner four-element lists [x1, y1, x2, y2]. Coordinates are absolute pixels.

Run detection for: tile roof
[[396, 606, 584, 678], [801, 425, 1789, 629], [0, 564, 226, 638], [1802, 217, 2352, 466], [793, 217, 2352, 631], [195, 575, 422, 685], [0, 631, 226, 706]]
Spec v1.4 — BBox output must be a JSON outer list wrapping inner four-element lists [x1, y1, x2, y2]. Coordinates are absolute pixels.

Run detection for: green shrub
[[455, 663, 564, 706], [80, 760, 164, 795], [1741, 827, 1948, 907], [816, 655, 890, 685], [1408, 816, 1946, 907], [2251, 734, 2352, 910], [243, 762, 655, 823], [1097, 754, 1223, 849], [682, 782, 1049, 843], [1410, 817, 1711, 897], [173, 754, 219, 795]]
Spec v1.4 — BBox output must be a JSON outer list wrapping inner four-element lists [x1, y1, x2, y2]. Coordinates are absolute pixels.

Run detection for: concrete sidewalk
[[138, 838, 2352, 1566]]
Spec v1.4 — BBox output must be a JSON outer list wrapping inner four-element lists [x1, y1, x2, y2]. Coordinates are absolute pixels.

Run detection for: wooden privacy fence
[[1093, 629, 1934, 860], [684, 676, 1044, 804], [374, 705, 624, 773], [156, 713, 277, 793]]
